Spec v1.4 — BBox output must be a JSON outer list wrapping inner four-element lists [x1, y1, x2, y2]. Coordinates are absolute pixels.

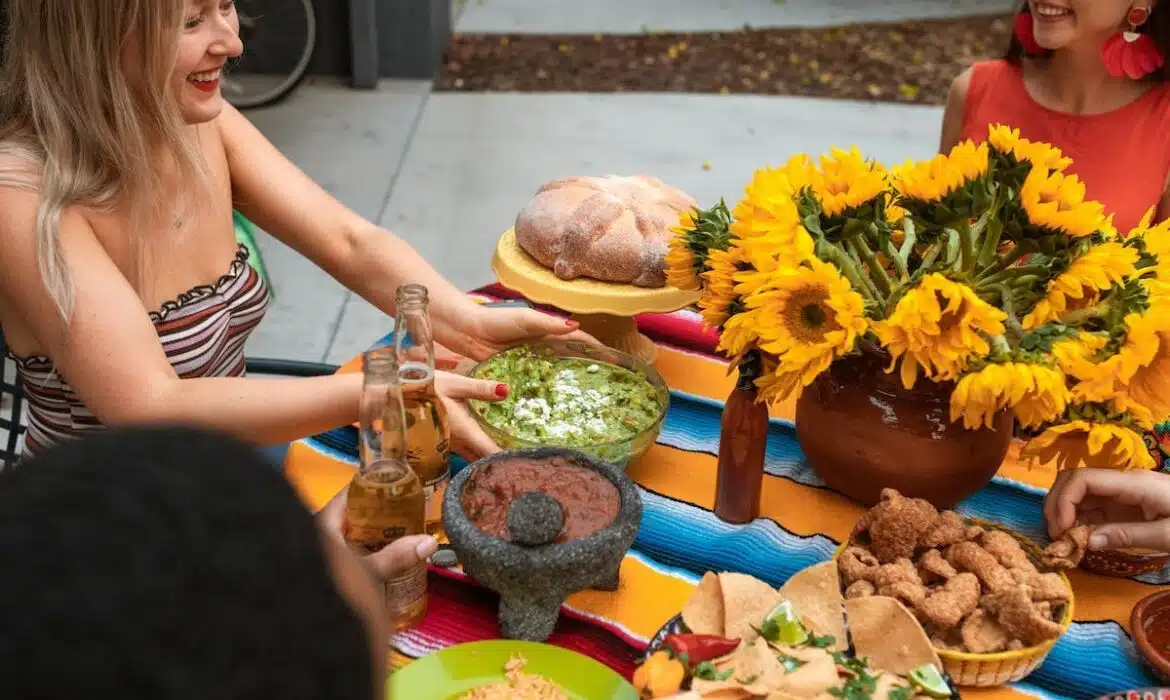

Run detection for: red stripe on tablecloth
[[394, 566, 643, 679], [474, 283, 720, 357]]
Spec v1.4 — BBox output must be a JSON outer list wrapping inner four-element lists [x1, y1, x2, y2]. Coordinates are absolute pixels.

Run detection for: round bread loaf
[[514, 174, 697, 288]]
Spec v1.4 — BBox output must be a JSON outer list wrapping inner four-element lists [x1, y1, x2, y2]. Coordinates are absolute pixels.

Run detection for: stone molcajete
[[442, 447, 643, 642]]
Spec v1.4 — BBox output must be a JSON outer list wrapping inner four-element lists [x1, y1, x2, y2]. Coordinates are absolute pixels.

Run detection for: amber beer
[[345, 346, 427, 632], [394, 285, 451, 538]]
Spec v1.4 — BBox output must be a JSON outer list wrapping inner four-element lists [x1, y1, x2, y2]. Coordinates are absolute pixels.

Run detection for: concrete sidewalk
[[454, 0, 1015, 34], [245, 78, 944, 365]]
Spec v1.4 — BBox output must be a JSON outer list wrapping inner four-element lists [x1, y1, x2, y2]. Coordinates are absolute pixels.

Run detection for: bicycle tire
[[225, 0, 318, 109]]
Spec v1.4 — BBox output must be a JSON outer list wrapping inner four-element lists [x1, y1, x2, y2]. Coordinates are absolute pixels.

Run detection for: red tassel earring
[[1102, 5, 1165, 79], [1014, 11, 1046, 56]]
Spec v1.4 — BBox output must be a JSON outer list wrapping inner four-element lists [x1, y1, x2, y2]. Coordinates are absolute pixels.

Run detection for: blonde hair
[[0, 0, 208, 321]]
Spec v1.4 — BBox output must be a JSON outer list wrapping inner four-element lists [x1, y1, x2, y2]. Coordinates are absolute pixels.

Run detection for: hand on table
[[1044, 468, 1170, 552], [434, 303, 596, 362], [317, 488, 440, 577]]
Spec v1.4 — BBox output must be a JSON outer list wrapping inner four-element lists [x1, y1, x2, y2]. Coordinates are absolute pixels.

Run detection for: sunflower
[[950, 361, 1070, 430], [987, 124, 1072, 171], [1021, 418, 1154, 471], [732, 228, 817, 298], [698, 245, 751, 330], [1072, 308, 1170, 422], [743, 258, 868, 400], [1050, 332, 1108, 380], [719, 307, 762, 359], [872, 273, 1007, 389], [809, 146, 888, 218], [665, 210, 702, 290], [890, 140, 989, 204], [1022, 242, 1139, 329], [1019, 167, 1110, 238], [732, 155, 815, 228]]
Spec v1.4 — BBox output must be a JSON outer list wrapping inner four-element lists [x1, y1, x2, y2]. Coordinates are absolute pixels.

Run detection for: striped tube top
[[8, 245, 270, 455]]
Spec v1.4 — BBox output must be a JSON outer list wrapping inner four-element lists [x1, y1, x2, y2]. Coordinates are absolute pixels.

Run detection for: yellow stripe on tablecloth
[[565, 556, 695, 640]]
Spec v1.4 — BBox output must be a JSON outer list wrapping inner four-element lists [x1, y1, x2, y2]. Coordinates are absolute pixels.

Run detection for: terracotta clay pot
[[795, 347, 1013, 509]]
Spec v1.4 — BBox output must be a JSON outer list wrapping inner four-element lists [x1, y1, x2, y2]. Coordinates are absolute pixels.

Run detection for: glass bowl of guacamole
[[467, 340, 670, 469]]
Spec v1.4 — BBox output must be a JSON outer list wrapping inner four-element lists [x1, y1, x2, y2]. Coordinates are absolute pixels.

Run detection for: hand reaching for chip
[[1044, 468, 1170, 553]]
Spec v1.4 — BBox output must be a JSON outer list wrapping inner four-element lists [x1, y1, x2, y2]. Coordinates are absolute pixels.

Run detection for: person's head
[[1005, 0, 1170, 80], [0, 426, 389, 700], [0, 0, 243, 321]]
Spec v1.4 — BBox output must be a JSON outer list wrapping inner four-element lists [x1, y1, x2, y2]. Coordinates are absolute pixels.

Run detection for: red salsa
[[1145, 607, 1170, 662], [462, 456, 620, 543]]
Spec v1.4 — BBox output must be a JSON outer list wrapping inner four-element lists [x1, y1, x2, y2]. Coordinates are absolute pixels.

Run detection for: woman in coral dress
[[940, 0, 1170, 232], [940, 1, 1170, 471]]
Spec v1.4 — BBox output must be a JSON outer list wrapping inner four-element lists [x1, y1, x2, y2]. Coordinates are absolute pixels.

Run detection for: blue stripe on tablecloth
[[304, 377, 1163, 698]]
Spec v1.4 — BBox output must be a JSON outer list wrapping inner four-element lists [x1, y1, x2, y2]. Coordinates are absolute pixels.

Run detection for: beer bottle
[[393, 284, 451, 538], [345, 345, 428, 631]]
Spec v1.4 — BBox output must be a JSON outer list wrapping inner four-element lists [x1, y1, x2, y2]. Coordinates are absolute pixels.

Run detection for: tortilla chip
[[683, 571, 726, 635], [719, 573, 783, 643], [776, 561, 847, 651], [845, 595, 942, 676]]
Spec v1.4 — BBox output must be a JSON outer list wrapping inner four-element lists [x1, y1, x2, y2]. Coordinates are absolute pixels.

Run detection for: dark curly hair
[[0, 426, 374, 700], [1004, 1, 1170, 81]]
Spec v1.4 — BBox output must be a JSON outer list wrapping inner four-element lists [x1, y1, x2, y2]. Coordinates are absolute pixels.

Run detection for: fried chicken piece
[[1034, 601, 1053, 619], [988, 587, 1064, 646], [965, 525, 985, 541], [960, 609, 1011, 654], [1007, 639, 1024, 650], [946, 541, 1015, 593], [873, 558, 927, 608], [981, 530, 1038, 573], [839, 546, 880, 584], [921, 511, 968, 549], [1043, 524, 1090, 569], [919, 548, 958, 584], [1020, 572, 1072, 603], [845, 580, 876, 599], [861, 489, 940, 563], [917, 572, 980, 629]]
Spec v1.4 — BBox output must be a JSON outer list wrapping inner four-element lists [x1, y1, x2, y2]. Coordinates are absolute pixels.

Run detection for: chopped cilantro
[[829, 666, 878, 700], [693, 662, 733, 681], [807, 633, 836, 649], [757, 618, 781, 642], [889, 686, 916, 700], [737, 674, 759, 684], [833, 652, 872, 677]]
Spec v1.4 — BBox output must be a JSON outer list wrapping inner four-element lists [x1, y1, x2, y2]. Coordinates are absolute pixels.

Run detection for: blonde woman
[[0, 0, 583, 460]]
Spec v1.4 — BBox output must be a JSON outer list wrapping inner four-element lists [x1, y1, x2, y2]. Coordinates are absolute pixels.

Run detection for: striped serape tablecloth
[[284, 284, 1167, 700]]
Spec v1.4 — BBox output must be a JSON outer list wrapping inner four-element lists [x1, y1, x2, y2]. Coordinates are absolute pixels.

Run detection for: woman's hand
[[1044, 468, 1170, 552], [433, 370, 509, 460], [434, 304, 594, 361], [317, 488, 440, 578]]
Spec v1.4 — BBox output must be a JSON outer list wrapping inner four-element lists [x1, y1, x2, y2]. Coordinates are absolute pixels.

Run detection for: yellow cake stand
[[492, 229, 700, 365]]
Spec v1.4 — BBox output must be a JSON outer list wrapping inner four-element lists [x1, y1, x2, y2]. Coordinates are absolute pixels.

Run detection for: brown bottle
[[714, 351, 768, 524]]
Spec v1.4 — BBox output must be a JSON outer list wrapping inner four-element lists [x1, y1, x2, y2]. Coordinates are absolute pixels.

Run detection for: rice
[[459, 655, 569, 700]]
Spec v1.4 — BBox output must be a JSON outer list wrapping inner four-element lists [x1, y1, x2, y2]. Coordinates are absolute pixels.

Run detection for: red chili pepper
[[663, 634, 740, 664]]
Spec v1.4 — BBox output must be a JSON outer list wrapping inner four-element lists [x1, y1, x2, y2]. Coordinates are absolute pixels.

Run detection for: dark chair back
[[0, 327, 27, 468]]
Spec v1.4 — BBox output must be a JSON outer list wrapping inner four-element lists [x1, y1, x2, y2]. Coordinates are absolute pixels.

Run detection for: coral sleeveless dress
[[959, 59, 1170, 232]]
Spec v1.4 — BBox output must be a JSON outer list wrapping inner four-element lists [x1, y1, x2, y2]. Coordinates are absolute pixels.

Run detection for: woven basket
[[833, 518, 1074, 687]]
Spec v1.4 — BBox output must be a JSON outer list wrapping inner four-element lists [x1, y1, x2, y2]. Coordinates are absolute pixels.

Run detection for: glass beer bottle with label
[[393, 284, 451, 538], [345, 346, 427, 632]]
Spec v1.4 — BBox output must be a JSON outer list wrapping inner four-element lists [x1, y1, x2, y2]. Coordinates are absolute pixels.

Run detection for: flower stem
[[956, 221, 977, 274], [850, 233, 893, 298], [975, 246, 1029, 283], [993, 283, 1024, 345], [897, 217, 918, 269], [819, 241, 878, 304], [883, 237, 909, 281], [919, 238, 945, 270], [975, 264, 1050, 290], [944, 229, 961, 270], [1060, 302, 1111, 327]]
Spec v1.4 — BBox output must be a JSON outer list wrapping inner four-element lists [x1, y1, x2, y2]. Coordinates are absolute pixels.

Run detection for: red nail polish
[[495, 383, 509, 398], [565, 319, 579, 328]]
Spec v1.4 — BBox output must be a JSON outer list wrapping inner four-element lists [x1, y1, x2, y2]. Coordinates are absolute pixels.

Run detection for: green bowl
[[388, 640, 638, 699], [467, 340, 670, 470]]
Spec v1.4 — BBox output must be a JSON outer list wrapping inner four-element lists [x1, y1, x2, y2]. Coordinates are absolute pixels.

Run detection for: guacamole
[[471, 346, 663, 446]]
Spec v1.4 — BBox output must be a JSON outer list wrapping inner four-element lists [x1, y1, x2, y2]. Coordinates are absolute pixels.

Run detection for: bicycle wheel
[[223, 0, 317, 109]]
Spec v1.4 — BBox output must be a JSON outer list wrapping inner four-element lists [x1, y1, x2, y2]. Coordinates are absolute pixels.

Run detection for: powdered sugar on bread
[[514, 175, 697, 288]]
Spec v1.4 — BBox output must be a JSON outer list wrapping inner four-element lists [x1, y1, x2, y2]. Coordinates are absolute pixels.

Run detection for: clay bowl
[[1132, 590, 1170, 684], [442, 447, 643, 642], [1082, 548, 1170, 579]]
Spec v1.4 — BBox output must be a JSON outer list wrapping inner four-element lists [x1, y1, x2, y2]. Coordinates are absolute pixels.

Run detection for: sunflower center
[[783, 287, 840, 344]]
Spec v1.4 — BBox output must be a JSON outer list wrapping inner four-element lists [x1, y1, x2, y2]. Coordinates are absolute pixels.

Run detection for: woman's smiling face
[[173, 0, 243, 123], [1028, 1, 1156, 51]]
